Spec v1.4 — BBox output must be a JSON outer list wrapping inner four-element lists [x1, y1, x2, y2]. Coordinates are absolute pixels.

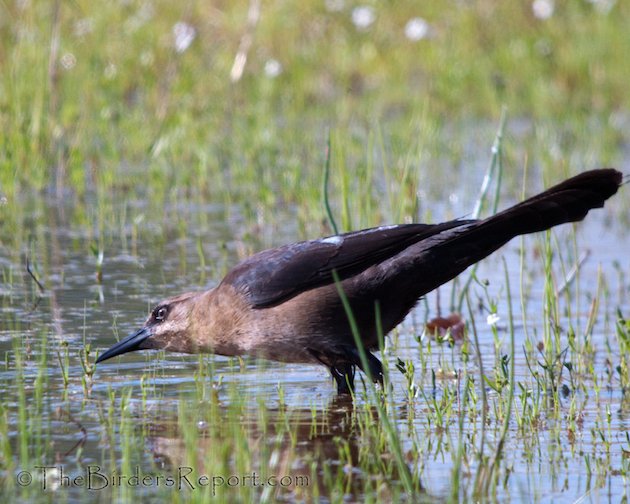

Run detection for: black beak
[[96, 326, 152, 363]]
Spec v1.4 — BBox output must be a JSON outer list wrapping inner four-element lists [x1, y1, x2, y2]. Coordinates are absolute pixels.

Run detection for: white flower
[[104, 63, 117, 79], [404, 17, 429, 41], [140, 51, 154, 67], [487, 313, 501, 327], [60, 53, 76, 70], [173, 21, 196, 53], [352, 6, 375, 30], [264, 59, 282, 78], [74, 18, 94, 38], [532, 0, 554, 19]]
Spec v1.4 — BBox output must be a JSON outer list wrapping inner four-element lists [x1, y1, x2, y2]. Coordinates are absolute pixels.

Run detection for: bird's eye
[[153, 306, 168, 322]]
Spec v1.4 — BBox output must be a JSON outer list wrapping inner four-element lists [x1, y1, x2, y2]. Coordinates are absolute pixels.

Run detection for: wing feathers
[[222, 221, 473, 307]]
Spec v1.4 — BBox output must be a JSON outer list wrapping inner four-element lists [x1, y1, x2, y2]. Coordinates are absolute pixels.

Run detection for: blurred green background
[[1, 3, 629, 501], [1, 0, 628, 248]]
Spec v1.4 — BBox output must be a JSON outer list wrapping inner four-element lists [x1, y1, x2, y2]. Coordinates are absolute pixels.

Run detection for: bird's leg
[[308, 346, 383, 394], [332, 347, 384, 394], [330, 363, 355, 394], [307, 348, 355, 394], [341, 345, 384, 385]]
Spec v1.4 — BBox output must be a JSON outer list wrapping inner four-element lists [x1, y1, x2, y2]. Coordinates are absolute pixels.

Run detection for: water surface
[[1, 184, 629, 503]]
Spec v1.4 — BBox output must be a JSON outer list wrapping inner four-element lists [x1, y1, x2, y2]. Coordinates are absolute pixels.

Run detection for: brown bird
[[97, 169, 622, 394]]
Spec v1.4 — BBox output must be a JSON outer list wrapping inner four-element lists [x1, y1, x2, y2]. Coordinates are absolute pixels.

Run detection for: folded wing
[[222, 220, 474, 308]]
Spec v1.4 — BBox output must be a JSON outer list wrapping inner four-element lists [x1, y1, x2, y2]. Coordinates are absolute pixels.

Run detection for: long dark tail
[[335, 169, 622, 390], [447, 168, 622, 265], [476, 168, 622, 237], [388, 169, 623, 306]]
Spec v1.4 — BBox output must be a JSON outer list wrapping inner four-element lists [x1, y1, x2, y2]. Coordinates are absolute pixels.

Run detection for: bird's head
[[96, 292, 200, 363]]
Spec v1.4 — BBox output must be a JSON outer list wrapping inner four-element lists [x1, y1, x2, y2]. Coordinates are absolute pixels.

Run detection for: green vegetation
[[0, 0, 629, 502]]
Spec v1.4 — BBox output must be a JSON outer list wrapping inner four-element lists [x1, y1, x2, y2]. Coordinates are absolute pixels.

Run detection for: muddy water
[[1, 190, 629, 502]]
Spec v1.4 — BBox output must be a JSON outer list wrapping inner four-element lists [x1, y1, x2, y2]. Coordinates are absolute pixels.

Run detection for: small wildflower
[[404, 17, 429, 41], [351, 6, 375, 30], [532, 0, 554, 19], [60, 53, 76, 70], [173, 21, 196, 53], [264, 59, 282, 78], [487, 313, 500, 327], [140, 51, 154, 67], [74, 18, 94, 38], [104, 63, 117, 80]]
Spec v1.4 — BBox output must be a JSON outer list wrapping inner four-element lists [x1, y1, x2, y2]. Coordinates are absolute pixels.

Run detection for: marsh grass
[[1, 155, 628, 504], [1, 1, 629, 502]]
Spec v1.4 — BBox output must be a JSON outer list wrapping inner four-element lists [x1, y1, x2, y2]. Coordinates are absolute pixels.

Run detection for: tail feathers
[[339, 168, 622, 349], [410, 168, 621, 288], [484, 168, 622, 236]]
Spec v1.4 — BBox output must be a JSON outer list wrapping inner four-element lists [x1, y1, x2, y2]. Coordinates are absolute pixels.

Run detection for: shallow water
[[1, 185, 629, 503]]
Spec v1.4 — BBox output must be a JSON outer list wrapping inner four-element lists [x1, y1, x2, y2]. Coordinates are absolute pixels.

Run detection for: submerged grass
[[1, 1, 629, 502], [1, 150, 628, 503]]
